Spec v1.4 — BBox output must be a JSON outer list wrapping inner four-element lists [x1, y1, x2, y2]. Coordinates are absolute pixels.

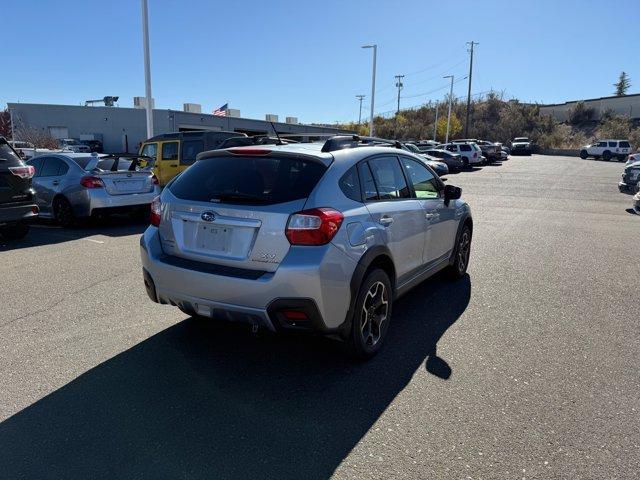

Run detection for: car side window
[[446, 145, 457, 152], [339, 165, 361, 202], [367, 156, 411, 200], [399, 157, 440, 199], [28, 157, 44, 177], [181, 140, 203, 165], [460, 144, 472, 152], [597, 141, 607, 147], [40, 157, 63, 177], [162, 142, 179, 161], [608, 141, 617, 148], [358, 161, 378, 201], [57, 161, 69, 176], [141, 142, 157, 158]]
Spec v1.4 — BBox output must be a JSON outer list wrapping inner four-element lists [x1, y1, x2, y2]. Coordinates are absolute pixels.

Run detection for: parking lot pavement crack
[[0, 269, 137, 328]]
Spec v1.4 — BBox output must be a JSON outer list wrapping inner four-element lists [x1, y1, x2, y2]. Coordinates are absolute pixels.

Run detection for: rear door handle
[[379, 216, 394, 227], [425, 212, 439, 220]]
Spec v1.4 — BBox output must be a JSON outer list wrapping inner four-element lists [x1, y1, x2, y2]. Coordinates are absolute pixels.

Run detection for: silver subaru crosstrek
[[140, 136, 473, 358]]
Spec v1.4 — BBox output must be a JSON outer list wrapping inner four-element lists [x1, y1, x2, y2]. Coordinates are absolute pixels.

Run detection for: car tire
[[617, 155, 626, 162], [580, 150, 588, 159], [602, 150, 612, 161], [446, 225, 472, 280], [0, 223, 30, 240], [463, 158, 469, 168], [53, 196, 76, 228], [346, 268, 393, 360]]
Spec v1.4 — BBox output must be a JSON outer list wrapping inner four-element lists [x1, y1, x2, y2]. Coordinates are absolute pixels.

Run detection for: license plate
[[116, 180, 143, 191], [200, 225, 232, 252]]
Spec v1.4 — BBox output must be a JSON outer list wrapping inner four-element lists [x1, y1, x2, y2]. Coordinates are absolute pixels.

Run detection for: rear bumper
[[0, 203, 38, 226], [71, 187, 160, 217], [139, 227, 357, 333]]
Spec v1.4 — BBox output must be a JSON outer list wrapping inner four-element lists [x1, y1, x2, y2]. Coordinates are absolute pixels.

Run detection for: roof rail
[[319, 135, 407, 153]]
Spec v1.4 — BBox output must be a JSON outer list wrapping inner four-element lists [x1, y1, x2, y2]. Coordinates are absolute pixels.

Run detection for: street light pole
[[356, 95, 366, 125], [444, 75, 454, 143], [141, 0, 154, 139], [362, 44, 377, 136]]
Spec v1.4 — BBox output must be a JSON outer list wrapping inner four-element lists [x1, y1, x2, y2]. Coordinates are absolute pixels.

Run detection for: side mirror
[[444, 184, 461, 206]]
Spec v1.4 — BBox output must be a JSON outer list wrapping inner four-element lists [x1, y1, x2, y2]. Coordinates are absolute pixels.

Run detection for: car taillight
[[150, 195, 162, 227], [151, 174, 159, 185], [8, 165, 35, 179], [80, 176, 104, 188], [473, 152, 478, 158], [285, 208, 344, 246]]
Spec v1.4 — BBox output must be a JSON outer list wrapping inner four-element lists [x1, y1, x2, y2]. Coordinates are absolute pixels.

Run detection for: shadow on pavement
[[0, 215, 148, 251], [0, 273, 471, 479]]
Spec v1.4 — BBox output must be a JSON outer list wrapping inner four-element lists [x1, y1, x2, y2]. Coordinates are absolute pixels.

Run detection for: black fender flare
[[340, 245, 395, 337]]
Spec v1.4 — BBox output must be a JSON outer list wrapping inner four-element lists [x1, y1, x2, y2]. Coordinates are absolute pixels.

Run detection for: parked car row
[[408, 137, 511, 168]]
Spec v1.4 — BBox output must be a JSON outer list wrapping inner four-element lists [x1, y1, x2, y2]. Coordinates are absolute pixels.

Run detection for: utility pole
[[433, 102, 439, 141], [464, 41, 477, 138], [444, 75, 454, 143], [356, 95, 366, 125], [141, 0, 154, 139], [362, 44, 377, 136], [394, 74, 405, 114]]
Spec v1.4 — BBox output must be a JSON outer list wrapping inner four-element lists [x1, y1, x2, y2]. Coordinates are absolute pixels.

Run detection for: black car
[[424, 148, 465, 171], [0, 137, 38, 240], [81, 139, 104, 153]]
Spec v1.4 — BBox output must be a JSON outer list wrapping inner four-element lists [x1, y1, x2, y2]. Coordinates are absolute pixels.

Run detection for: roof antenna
[[270, 122, 283, 145]]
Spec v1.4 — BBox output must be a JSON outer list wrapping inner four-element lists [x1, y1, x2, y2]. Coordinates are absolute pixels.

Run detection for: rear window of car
[[619, 141, 630, 148], [460, 144, 472, 152], [0, 142, 24, 167], [72, 156, 96, 169], [169, 155, 327, 205]]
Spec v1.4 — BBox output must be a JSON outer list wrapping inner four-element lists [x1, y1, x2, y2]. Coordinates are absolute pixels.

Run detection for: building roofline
[[541, 93, 640, 107], [5, 102, 347, 132]]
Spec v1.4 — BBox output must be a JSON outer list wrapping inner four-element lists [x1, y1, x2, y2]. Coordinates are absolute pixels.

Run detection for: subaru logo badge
[[201, 211, 216, 222]]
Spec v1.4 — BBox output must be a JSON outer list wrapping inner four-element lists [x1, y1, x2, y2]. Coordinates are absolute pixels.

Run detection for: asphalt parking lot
[[0, 154, 638, 479]]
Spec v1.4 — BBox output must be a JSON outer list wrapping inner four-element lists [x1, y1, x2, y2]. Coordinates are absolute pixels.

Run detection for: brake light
[[286, 208, 344, 246], [227, 148, 271, 156], [151, 174, 159, 185], [80, 176, 104, 188], [473, 152, 478, 158], [150, 195, 162, 227], [8, 165, 35, 179], [282, 310, 308, 320]]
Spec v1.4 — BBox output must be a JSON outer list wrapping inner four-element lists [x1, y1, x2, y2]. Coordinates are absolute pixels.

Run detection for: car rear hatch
[[158, 148, 330, 273], [0, 139, 34, 207]]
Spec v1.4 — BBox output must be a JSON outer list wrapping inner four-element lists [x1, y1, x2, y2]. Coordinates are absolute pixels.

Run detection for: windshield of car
[[169, 155, 327, 205], [405, 144, 421, 153]]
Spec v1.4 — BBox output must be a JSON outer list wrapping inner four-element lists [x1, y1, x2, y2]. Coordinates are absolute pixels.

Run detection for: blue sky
[[3, 0, 639, 124]]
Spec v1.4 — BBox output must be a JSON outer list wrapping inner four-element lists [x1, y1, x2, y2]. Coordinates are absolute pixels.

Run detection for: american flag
[[213, 103, 228, 117]]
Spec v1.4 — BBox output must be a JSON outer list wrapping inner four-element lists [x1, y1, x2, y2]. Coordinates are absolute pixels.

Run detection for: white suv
[[440, 142, 483, 167], [580, 139, 631, 161]]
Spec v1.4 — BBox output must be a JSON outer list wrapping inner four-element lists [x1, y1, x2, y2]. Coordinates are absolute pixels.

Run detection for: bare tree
[[11, 114, 59, 149]]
